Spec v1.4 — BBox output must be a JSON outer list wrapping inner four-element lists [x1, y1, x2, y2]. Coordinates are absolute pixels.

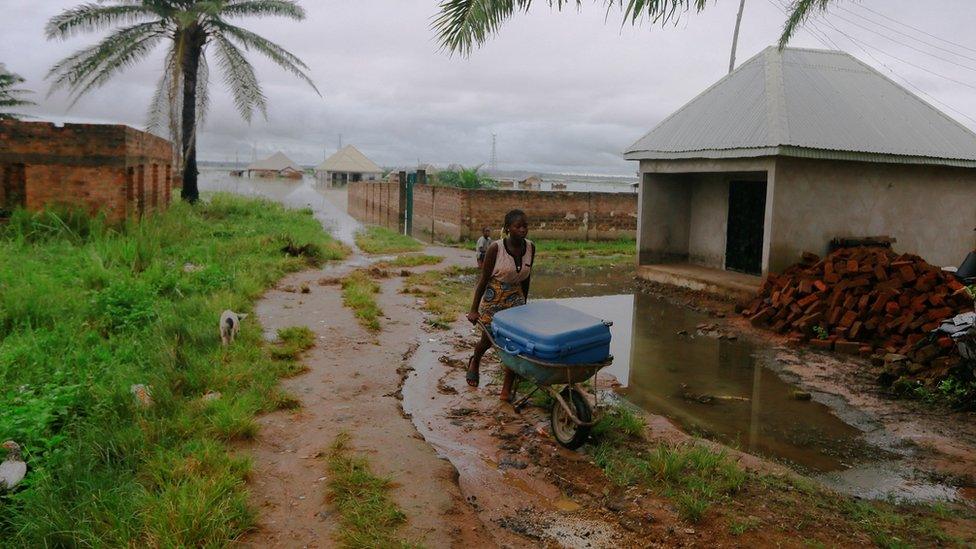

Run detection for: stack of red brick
[[741, 247, 973, 365]]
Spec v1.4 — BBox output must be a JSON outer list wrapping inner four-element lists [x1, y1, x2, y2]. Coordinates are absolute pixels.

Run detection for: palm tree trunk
[[180, 25, 205, 203]]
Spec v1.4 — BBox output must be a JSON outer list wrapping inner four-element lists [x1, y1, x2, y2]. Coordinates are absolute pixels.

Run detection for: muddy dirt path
[[240, 239, 495, 546]]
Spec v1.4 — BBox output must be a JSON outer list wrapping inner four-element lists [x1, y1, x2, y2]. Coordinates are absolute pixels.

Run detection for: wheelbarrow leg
[[512, 385, 539, 413]]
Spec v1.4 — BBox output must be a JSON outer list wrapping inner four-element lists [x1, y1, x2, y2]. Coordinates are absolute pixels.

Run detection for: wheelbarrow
[[479, 322, 612, 449]]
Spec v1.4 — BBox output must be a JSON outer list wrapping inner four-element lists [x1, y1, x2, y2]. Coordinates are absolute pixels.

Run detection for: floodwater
[[531, 268, 957, 500]]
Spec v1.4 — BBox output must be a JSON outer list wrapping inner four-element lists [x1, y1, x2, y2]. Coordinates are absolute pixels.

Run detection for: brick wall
[[348, 181, 637, 242], [0, 121, 174, 220]]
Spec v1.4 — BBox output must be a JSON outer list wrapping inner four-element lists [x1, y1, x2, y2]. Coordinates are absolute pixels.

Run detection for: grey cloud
[[3, 0, 975, 175]]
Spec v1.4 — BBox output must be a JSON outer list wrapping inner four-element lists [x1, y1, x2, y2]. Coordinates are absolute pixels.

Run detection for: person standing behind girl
[[475, 226, 493, 268], [466, 210, 534, 402]]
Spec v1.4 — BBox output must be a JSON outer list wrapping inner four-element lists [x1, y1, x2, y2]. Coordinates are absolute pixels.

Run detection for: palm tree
[[46, 1, 319, 203], [432, 0, 830, 55], [0, 64, 36, 120]]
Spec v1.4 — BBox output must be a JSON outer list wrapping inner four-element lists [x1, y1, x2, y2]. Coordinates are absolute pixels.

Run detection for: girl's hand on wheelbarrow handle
[[466, 311, 480, 324]]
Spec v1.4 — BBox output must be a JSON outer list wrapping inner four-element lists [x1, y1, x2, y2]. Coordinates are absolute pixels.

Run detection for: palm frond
[[210, 20, 319, 95], [47, 21, 168, 103], [0, 67, 37, 120], [147, 42, 182, 138], [212, 34, 267, 121], [433, 0, 711, 56], [45, 2, 159, 40], [221, 0, 306, 20], [779, 0, 831, 48]]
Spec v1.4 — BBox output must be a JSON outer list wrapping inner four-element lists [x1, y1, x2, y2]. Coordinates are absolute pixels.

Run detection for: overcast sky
[[2, 0, 974, 175]]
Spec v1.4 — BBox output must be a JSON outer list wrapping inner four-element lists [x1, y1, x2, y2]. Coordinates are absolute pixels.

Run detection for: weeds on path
[[0, 194, 343, 545], [355, 227, 422, 254], [401, 266, 478, 329], [326, 432, 417, 548], [341, 271, 382, 331]]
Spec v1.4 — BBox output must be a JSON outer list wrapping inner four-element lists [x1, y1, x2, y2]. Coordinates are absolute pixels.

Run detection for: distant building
[[246, 152, 303, 179], [627, 47, 976, 287], [0, 120, 174, 221], [316, 145, 382, 187], [519, 175, 542, 189]]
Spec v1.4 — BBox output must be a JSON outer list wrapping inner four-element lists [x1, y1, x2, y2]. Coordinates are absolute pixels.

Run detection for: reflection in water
[[533, 269, 872, 473]]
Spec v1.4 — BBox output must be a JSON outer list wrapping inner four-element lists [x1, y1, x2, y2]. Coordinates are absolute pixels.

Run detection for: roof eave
[[624, 146, 976, 168]]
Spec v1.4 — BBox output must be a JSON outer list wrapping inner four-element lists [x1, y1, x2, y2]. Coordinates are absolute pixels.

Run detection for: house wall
[[0, 121, 173, 220], [769, 157, 976, 271], [348, 181, 637, 242], [637, 158, 774, 269]]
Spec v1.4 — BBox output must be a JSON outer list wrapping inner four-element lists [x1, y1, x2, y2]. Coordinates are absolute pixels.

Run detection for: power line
[[832, 4, 976, 64], [805, 8, 976, 126], [826, 11, 976, 74], [852, 3, 976, 55], [768, 0, 976, 127]]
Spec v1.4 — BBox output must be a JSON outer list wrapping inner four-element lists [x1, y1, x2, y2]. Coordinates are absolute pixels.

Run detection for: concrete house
[[315, 145, 382, 187], [626, 46, 976, 294], [247, 152, 303, 179]]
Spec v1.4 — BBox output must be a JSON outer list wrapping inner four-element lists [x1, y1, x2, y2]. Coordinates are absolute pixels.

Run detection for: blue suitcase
[[491, 301, 612, 364]]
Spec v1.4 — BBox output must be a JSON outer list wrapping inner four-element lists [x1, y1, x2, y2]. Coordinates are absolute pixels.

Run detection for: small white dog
[[220, 310, 248, 346]]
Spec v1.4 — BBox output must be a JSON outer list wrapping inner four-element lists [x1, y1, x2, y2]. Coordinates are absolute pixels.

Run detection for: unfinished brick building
[[0, 121, 175, 221]]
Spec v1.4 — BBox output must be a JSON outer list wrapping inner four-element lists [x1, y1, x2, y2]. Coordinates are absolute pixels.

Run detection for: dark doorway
[[725, 180, 766, 275], [1, 163, 26, 212]]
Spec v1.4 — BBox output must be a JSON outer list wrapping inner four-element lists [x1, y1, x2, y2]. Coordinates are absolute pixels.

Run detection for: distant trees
[[45, 1, 319, 203], [432, 0, 831, 54], [0, 65, 35, 121], [435, 166, 497, 189]]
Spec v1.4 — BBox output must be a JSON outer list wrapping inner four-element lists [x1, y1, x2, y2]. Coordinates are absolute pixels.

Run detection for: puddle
[[531, 268, 959, 501]]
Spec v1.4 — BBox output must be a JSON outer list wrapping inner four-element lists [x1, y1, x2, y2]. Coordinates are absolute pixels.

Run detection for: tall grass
[[0, 194, 343, 546]]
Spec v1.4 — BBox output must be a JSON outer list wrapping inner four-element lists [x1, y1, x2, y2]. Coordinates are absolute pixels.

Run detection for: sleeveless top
[[491, 238, 534, 285]]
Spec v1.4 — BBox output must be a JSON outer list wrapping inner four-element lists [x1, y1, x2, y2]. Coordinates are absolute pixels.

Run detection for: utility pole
[[489, 133, 498, 172], [338, 133, 343, 150], [729, 0, 747, 74]]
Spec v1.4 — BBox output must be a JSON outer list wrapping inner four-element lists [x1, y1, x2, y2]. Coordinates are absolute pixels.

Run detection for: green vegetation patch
[[532, 238, 635, 270], [0, 194, 341, 546], [376, 254, 444, 269], [341, 270, 382, 332], [270, 326, 317, 362], [326, 432, 417, 548], [355, 226, 423, 254], [587, 402, 967, 544], [402, 266, 479, 329]]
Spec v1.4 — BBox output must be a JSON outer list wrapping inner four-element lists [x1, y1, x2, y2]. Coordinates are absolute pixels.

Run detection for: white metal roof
[[624, 47, 976, 167], [316, 145, 382, 174], [247, 152, 301, 172]]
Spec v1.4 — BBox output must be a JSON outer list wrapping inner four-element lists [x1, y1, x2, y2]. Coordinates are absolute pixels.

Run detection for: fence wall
[[348, 181, 637, 242]]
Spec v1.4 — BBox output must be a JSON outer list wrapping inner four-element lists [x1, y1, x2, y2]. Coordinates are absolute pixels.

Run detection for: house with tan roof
[[246, 152, 303, 179], [316, 145, 383, 187]]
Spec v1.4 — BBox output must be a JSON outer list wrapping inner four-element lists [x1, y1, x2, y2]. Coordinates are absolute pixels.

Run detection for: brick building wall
[[0, 121, 174, 220], [348, 181, 637, 242]]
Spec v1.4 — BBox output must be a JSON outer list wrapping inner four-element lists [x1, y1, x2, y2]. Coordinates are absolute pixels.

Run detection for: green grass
[[0, 194, 343, 546], [341, 271, 382, 331], [355, 226, 423, 254], [534, 239, 636, 255], [270, 326, 317, 361], [401, 266, 479, 329], [375, 254, 443, 269], [532, 238, 635, 270], [326, 432, 417, 548]]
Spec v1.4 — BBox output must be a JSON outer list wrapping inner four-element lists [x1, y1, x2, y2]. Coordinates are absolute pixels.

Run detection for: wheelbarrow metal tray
[[496, 348, 605, 386], [491, 301, 612, 364]]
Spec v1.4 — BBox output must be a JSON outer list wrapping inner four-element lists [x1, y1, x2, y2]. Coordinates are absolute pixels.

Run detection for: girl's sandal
[[465, 357, 480, 387]]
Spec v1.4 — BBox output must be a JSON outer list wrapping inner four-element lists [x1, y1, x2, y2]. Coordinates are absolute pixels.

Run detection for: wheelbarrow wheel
[[550, 387, 592, 450]]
